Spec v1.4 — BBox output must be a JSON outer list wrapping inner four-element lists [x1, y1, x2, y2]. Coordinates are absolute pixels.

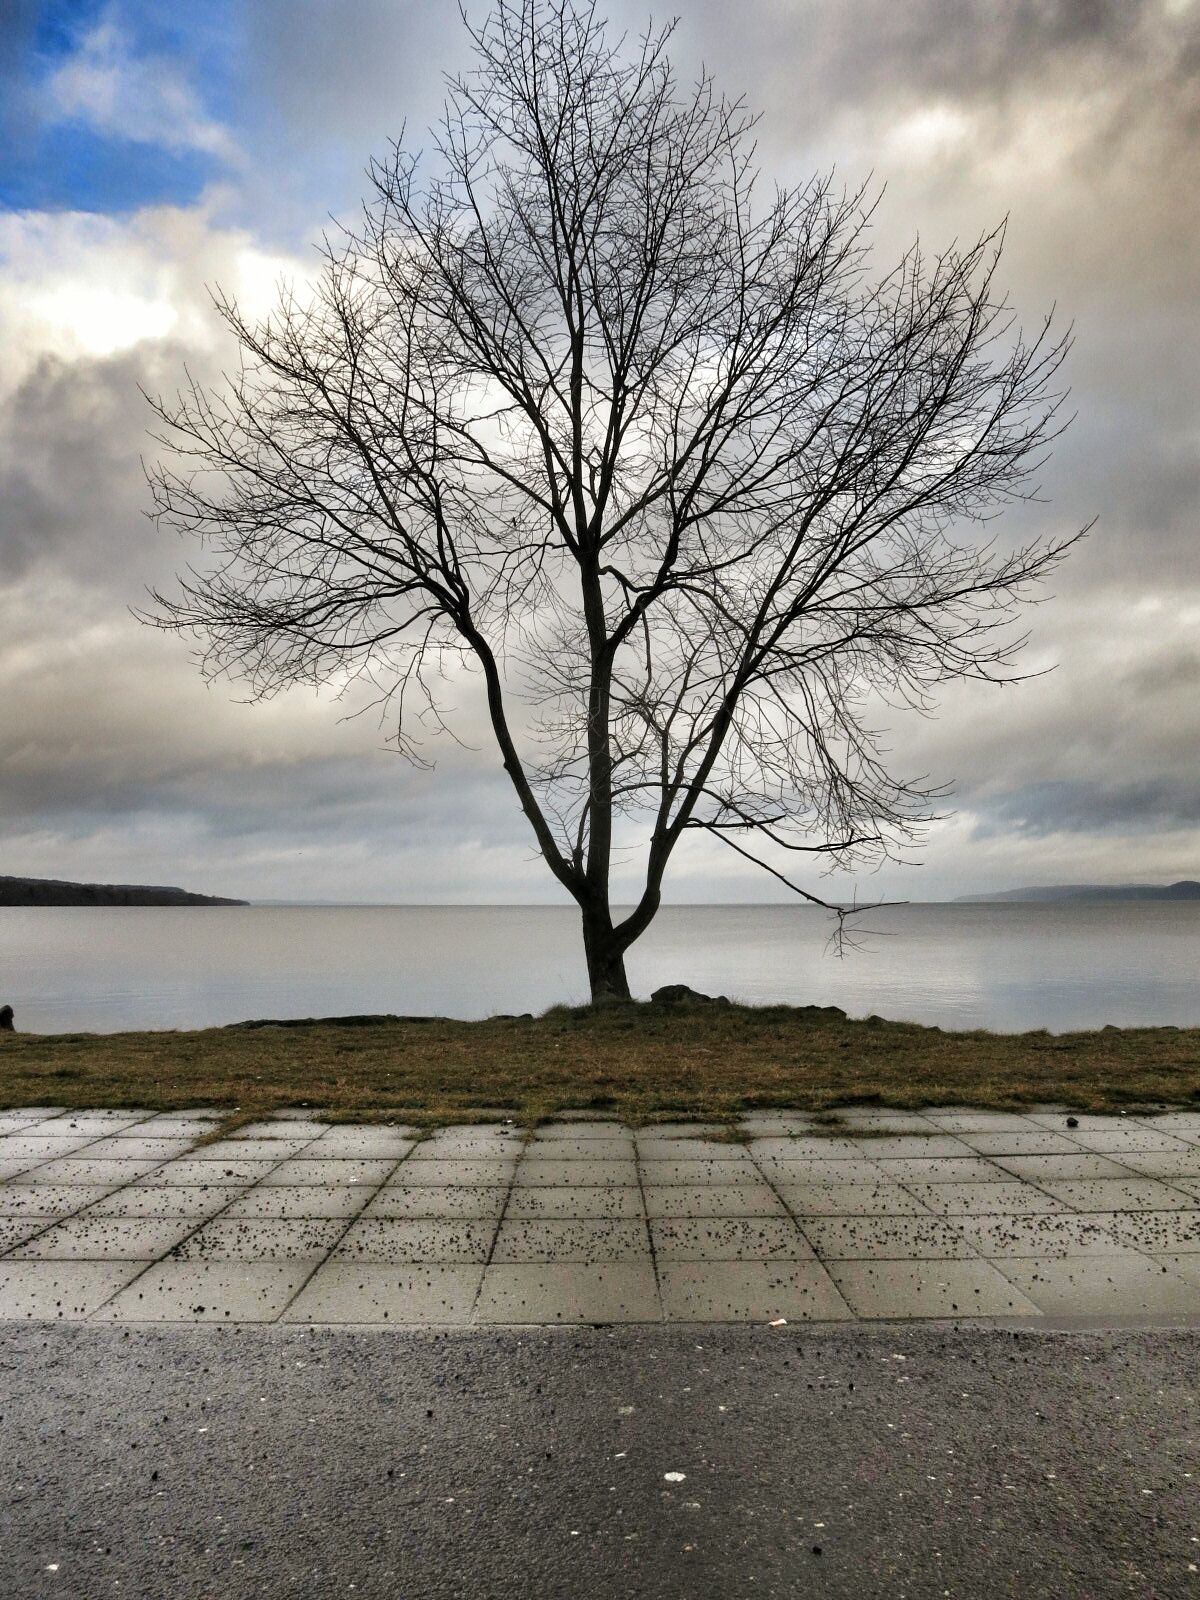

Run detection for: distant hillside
[[958, 881, 1200, 904], [0, 875, 247, 907]]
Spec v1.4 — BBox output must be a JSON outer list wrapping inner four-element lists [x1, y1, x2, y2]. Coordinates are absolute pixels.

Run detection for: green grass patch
[[1, 1002, 1198, 1126]]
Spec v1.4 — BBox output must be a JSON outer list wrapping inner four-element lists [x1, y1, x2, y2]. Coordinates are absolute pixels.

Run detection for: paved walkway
[[2, 1105, 1199, 1325]]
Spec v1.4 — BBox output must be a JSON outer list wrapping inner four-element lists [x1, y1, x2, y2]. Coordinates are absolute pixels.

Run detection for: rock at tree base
[[650, 984, 730, 1007]]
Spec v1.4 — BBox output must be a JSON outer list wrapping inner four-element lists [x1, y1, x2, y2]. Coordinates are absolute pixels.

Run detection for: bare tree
[[145, 0, 1078, 1003]]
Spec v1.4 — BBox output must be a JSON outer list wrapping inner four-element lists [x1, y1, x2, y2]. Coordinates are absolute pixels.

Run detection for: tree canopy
[[146, 0, 1077, 1000]]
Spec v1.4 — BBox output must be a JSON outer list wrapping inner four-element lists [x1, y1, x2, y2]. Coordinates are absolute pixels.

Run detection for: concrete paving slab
[[635, 1136, 745, 1159], [753, 1159, 889, 1186], [476, 1262, 661, 1323], [11, 1217, 195, 1259], [0, 1159, 41, 1180], [334, 1219, 497, 1262], [642, 1184, 787, 1218], [1037, 1178, 1196, 1212], [1135, 1111, 1200, 1132], [133, 1159, 278, 1186], [533, 1121, 633, 1140], [421, 1123, 517, 1140], [1108, 1210, 1200, 1252], [745, 1137, 869, 1159], [222, 1185, 373, 1219], [173, 1219, 347, 1260], [281, 1263, 484, 1323], [920, 1111, 1042, 1132], [12, 1157, 166, 1185], [649, 1218, 816, 1261], [117, 1116, 224, 1138], [826, 1259, 1042, 1320], [396, 1159, 519, 1186], [0, 1185, 112, 1216], [306, 1130, 420, 1157], [0, 1135, 103, 1160], [232, 1120, 331, 1139], [503, 1186, 644, 1219], [412, 1132, 522, 1157], [83, 1186, 244, 1219], [845, 1134, 977, 1159], [1066, 1129, 1194, 1154], [993, 1254, 1200, 1318], [362, 1186, 508, 1219], [1024, 1112, 1123, 1130], [958, 1130, 1090, 1156], [990, 1154, 1137, 1181], [874, 1158, 1007, 1184], [1172, 1178, 1200, 1201], [0, 1260, 142, 1320], [52, 1112, 147, 1130], [260, 1158, 399, 1186], [77, 1137, 200, 1161], [1113, 1151, 1200, 1178], [901, 1182, 1069, 1216], [829, 1110, 939, 1131], [737, 1112, 822, 1131], [517, 1159, 638, 1186], [635, 1159, 759, 1185], [98, 1261, 308, 1322], [776, 1182, 936, 1217], [800, 1215, 981, 1260], [0, 1217, 56, 1252], [1145, 1253, 1200, 1288], [516, 1139, 637, 1160], [657, 1261, 852, 1322], [190, 1138, 312, 1161], [492, 1220, 651, 1261], [951, 1214, 1126, 1258]]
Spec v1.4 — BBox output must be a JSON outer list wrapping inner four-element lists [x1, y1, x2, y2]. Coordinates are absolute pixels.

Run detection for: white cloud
[[0, 202, 306, 395], [42, 14, 238, 163]]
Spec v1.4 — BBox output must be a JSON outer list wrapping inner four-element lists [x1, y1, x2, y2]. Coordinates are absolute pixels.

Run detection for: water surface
[[2, 901, 1198, 1034]]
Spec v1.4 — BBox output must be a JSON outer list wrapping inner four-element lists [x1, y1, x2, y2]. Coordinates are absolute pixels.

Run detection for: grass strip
[[1, 1002, 1197, 1127]]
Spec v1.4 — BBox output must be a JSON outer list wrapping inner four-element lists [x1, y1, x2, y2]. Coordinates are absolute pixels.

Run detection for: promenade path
[[3, 1104, 1200, 1326]]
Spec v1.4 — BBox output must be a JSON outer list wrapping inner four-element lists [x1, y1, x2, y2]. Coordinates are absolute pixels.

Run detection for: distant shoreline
[[957, 880, 1200, 904], [0, 875, 246, 908]]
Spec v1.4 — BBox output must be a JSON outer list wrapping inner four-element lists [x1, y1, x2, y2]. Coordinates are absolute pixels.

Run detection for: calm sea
[[2, 901, 1198, 1035]]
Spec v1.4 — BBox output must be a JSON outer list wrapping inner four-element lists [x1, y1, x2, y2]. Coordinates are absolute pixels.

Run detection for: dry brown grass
[[1, 1002, 1198, 1127]]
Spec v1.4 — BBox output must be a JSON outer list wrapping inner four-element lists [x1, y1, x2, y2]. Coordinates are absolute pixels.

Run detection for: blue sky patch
[[0, 0, 239, 213]]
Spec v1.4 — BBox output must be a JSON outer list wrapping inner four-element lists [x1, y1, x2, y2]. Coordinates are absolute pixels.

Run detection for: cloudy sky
[[1, 0, 1197, 905]]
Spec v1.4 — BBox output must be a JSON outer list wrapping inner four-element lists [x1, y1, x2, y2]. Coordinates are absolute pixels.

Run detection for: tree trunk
[[581, 910, 632, 1004]]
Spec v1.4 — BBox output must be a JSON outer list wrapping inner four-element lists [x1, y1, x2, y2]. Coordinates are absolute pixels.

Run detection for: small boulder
[[0, 1005, 13, 1031], [650, 984, 729, 1007]]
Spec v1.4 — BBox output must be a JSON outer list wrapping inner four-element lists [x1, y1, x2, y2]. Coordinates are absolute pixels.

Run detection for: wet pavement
[[2, 1321, 1198, 1598], [2, 1105, 1200, 1326]]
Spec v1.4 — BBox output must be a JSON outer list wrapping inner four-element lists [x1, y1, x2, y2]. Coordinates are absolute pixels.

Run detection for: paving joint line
[[2, 1119, 232, 1263], [632, 1133, 666, 1324], [270, 1129, 424, 1322], [467, 1126, 531, 1326], [79, 1125, 332, 1321], [743, 1135, 856, 1319]]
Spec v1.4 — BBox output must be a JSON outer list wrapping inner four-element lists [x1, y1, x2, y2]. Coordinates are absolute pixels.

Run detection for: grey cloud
[[973, 776, 1200, 837], [0, 350, 163, 584]]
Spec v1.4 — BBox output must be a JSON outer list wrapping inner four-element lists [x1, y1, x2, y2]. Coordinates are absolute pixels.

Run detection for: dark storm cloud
[[975, 776, 1200, 837], [0, 349, 162, 583]]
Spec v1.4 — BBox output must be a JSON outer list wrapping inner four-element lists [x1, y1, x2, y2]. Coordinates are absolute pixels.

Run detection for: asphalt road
[[1, 1322, 1197, 1599]]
